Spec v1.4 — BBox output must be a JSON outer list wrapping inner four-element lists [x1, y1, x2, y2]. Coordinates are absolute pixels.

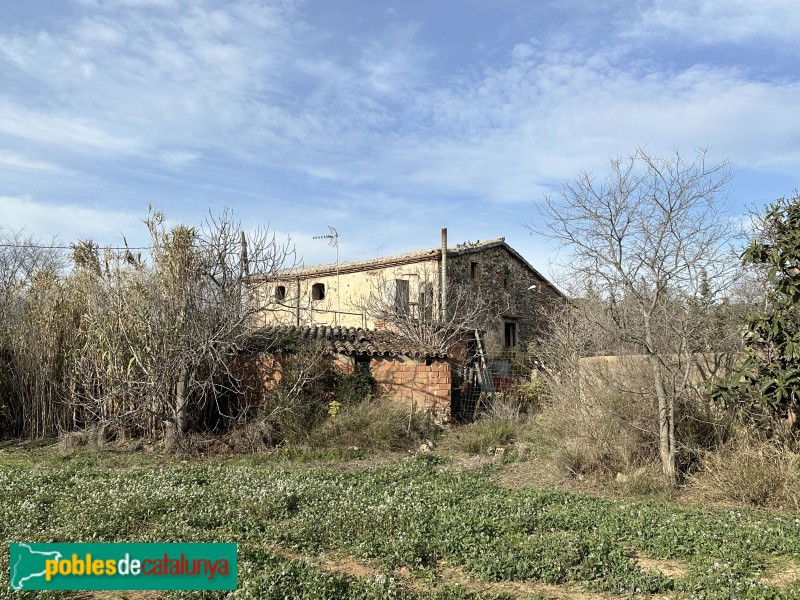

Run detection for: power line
[[0, 243, 152, 250]]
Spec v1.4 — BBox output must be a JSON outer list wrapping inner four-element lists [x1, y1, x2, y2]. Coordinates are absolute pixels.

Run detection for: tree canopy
[[712, 195, 800, 420]]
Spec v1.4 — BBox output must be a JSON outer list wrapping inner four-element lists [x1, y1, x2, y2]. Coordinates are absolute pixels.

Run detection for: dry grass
[[761, 558, 800, 589], [307, 399, 436, 452], [691, 440, 800, 509], [439, 417, 536, 455], [630, 552, 689, 580]]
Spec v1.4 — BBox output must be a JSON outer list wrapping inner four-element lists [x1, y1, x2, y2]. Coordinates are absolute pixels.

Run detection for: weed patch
[[2, 450, 800, 597]]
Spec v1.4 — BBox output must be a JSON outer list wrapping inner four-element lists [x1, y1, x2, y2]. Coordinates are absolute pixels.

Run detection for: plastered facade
[[253, 239, 564, 354]]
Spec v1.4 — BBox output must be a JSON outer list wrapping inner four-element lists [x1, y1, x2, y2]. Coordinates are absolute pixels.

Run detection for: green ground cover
[[1, 449, 800, 599]]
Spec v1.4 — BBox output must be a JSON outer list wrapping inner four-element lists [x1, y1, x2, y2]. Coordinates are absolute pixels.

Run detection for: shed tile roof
[[249, 325, 448, 359]]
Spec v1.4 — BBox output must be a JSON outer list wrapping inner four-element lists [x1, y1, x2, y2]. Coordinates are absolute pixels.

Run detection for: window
[[385, 279, 409, 314], [275, 285, 286, 301], [354, 355, 371, 372], [311, 283, 325, 301], [504, 321, 517, 348], [502, 265, 511, 290], [470, 261, 478, 280], [418, 282, 434, 320]]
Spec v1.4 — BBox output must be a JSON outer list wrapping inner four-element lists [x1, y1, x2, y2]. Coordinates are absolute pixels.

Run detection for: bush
[[536, 356, 659, 477], [536, 354, 734, 479], [248, 343, 379, 448], [486, 379, 542, 421], [692, 440, 800, 509], [307, 399, 437, 452], [445, 417, 527, 455]]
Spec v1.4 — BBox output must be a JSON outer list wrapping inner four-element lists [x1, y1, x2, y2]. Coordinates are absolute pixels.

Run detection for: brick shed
[[245, 325, 453, 423]]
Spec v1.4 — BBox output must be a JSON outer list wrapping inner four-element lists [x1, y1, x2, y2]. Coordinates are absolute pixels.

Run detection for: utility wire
[[0, 243, 152, 250]]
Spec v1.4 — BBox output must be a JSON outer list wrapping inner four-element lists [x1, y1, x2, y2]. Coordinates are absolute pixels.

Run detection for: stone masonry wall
[[447, 245, 564, 354]]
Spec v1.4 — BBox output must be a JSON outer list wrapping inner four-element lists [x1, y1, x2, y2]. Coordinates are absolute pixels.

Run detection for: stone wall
[[252, 241, 565, 356], [446, 245, 563, 354]]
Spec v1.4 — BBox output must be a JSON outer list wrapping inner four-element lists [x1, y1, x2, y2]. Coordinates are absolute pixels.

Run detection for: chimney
[[441, 228, 447, 321]]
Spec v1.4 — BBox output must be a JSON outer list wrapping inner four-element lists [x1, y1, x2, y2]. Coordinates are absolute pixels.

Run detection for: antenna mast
[[312, 226, 340, 326]]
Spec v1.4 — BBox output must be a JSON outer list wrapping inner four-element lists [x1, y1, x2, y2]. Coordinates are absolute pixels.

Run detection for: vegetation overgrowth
[[3, 447, 800, 598]]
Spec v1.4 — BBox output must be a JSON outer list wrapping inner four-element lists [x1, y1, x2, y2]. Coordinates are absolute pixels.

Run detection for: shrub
[[536, 356, 659, 477], [307, 399, 437, 452], [251, 342, 380, 446], [536, 354, 734, 479], [445, 417, 527, 455], [487, 378, 542, 421], [692, 440, 800, 509]]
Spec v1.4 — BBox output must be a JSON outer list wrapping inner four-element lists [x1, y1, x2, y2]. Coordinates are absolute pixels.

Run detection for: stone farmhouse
[[245, 230, 565, 423], [254, 229, 564, 354]]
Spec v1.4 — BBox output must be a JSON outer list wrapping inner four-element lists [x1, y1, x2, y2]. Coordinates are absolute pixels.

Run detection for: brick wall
[[239, 352, 452, 424], [366, 355, 451, 423]]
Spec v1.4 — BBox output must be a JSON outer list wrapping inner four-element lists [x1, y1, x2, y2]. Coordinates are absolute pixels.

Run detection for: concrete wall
[[576, 353, 741, 401]]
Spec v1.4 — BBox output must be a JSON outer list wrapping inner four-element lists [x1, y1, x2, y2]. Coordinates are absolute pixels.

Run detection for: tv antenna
[[313, 226, 338, 248], [312, 226, 340, 325]]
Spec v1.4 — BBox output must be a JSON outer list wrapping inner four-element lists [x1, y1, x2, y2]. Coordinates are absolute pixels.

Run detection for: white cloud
[[74, 17, 126, 46], [76, 0, 180, 9], [0, 102, 140, 153], [0, 151, 76, 175], [0, 196, 142, 244], [626, 0, 800, 46], [0, 0, 799, 240], [359, 24, 426, 97], [0, 0, 303, 157], [343, 47, 800, 202], [160, 150, 201, 169]]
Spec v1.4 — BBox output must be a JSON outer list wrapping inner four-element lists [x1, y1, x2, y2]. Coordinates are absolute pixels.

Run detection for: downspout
[[296, 276, 301, 326], [441, 228, 447, 321]]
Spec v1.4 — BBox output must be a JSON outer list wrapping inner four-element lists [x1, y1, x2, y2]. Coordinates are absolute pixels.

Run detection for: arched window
[[312, 283, 325, 301], [275, 285, 286, 301]]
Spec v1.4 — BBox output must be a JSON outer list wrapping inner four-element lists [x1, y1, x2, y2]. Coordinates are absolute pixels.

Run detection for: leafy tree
[[712, 195, 800, 422]]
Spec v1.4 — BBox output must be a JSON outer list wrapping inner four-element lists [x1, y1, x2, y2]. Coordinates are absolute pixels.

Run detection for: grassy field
[[2, 444, 800, 599]]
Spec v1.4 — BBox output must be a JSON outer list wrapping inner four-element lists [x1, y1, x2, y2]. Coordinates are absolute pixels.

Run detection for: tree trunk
[[648, 352, 676, 485], [644, 310, 676, 486], [175, 366, 190, 435]]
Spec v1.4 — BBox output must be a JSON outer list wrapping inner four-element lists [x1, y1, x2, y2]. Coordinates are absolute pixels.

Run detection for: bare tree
[[69, 209, 294, 442], [355, 267, 508, 422], [357, 265, 505, 356], [531, 147, 740, 484]]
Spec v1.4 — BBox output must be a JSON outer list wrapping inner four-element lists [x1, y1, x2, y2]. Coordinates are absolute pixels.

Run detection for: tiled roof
[[272, 238, 508, 277], [254, 236, 566, 299], [248, 325, 449, 359]]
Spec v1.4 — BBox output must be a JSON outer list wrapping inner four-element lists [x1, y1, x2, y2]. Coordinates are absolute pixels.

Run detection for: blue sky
[[1, 0, 798, 275]]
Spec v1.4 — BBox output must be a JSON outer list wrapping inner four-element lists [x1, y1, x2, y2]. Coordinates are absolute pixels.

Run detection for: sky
[[1, 0, 799, 276]]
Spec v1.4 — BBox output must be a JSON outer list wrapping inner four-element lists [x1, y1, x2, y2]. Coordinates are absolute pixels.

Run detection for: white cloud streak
[[626, 0, 800, 46], [0, 151, 76, 175], [0, 0, 798, 240], [0, 196, 142, 244]]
